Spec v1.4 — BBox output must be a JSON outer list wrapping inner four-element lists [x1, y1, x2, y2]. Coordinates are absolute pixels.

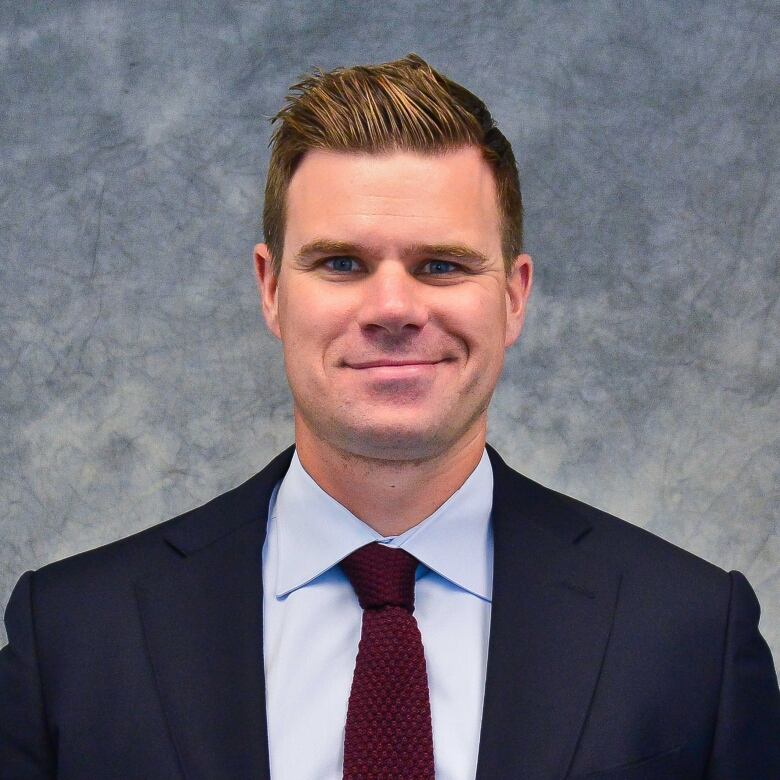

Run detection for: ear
[[504, 253, 533, 348], [253, 242, 282, 340]]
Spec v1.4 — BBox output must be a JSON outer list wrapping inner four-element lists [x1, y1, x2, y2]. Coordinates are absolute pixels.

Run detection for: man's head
[[261, 53, 523, 276], [254, 54, 533, 463]]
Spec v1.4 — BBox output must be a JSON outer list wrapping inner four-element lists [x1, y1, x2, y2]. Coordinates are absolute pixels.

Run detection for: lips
[[347, 359, 442, 369]]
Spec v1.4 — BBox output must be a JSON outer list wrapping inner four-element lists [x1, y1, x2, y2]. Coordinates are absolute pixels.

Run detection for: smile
[[347, 359, 442, 369], [345, 359, 446, 381]]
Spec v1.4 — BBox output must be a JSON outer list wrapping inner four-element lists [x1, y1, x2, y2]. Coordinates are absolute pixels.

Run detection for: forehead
[[284, 146, 502, 257]]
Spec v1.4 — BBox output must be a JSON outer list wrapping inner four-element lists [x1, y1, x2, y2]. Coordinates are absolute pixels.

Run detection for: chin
[[326, 419, 462, 463]]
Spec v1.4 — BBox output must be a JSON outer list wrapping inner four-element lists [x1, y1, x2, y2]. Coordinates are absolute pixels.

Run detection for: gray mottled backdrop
[[1, 0, 777, 658]]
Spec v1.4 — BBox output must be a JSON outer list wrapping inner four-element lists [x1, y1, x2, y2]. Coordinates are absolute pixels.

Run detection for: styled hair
[[262, 53, 523, 276]]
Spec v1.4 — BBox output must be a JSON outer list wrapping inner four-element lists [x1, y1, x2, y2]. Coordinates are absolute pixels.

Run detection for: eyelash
[[321, 257, 461, 274]]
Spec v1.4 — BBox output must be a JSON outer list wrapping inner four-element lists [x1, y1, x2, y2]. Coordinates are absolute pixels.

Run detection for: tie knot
[[340, 542, 418, 612]]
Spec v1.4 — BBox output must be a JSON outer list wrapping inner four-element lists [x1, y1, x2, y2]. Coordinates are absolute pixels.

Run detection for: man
[[1, 53, 778, 780]]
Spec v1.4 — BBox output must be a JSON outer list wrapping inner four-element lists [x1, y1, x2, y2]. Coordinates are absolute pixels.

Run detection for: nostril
[[356, 295, 430, 333]]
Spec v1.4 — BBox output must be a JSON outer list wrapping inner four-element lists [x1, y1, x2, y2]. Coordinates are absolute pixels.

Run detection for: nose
[[355, 262, 429, 334]]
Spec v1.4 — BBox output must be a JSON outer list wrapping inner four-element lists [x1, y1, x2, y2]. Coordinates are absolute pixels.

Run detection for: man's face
[[254, 145, 532, 461]]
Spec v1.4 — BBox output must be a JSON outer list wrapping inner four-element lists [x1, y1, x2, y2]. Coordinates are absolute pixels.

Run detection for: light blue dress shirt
[[262, 448, 494, 780]]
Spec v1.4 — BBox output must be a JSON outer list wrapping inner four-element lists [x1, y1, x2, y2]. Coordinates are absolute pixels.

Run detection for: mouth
[[346, 359, 444, 369], [342, 358, 452, 386]]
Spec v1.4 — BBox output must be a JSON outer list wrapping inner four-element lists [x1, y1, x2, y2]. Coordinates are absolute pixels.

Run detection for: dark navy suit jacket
[[2, 444, 779, 778]]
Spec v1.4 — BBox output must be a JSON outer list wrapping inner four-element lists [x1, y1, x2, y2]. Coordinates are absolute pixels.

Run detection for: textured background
[[1, 0, 777, 661]]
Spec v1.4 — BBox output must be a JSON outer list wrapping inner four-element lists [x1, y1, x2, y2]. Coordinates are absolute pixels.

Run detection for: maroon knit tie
[[339, 542, 435, 779]]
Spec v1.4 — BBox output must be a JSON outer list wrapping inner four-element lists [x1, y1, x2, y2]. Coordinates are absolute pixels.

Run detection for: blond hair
[[263, 53, 522, 275]]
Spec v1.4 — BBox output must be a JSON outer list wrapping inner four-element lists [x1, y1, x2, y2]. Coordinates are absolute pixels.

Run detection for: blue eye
[[324, 256, 359, 272], [424, 260, 457, 274]]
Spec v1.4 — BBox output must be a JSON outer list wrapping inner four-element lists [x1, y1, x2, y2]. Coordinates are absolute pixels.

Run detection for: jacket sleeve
[[0, 570, 56, 779], [706, 569, 780, 779]]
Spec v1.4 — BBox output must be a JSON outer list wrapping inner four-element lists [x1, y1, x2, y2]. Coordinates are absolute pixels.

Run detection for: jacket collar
[[475, 445, 621, 779], [134, 446, 293, 780]]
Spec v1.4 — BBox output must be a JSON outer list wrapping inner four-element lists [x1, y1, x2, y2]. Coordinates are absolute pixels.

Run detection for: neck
[[293, 421, 487, 537]]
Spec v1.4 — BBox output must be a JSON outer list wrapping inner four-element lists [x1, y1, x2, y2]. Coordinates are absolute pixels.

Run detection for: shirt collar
[[271, 448, 494, 602]]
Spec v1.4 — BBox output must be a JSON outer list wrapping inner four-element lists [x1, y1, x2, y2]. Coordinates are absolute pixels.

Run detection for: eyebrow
[[291, 239, 493, 268]]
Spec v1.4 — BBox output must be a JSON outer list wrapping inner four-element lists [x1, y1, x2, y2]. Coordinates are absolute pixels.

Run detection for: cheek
[[278, 284, 352, 355], [446, 290, 507, 350]]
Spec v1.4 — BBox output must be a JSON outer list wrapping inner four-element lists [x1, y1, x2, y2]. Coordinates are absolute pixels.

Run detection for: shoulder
[[486, 446, 767, 682], [487, 443, 732, 604], [21, 446, 295, 609], [558, 485, 726, 583]]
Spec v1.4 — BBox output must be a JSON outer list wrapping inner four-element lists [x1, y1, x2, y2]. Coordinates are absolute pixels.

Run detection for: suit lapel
[[476, 445, 622, 780], [134, 447, 295, 780], [133, 443, 619, 779]]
